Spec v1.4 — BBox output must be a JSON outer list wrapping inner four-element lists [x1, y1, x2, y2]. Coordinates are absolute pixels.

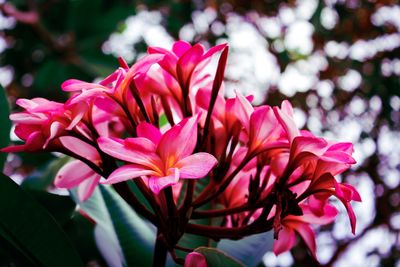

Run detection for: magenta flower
[[98, 116, 218, 194], [1, 98, 72, 152], [273, 204, 338, 258]]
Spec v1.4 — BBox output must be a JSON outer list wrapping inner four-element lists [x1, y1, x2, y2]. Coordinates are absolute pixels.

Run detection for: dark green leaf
[[25, 189, 76, 225], [0, 173, 84, 267]]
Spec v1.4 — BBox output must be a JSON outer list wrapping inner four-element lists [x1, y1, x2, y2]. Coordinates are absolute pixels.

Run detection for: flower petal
[[101, 164, 157, 184], [184, 252, 207, 267], [148, 168, 179, 194], [291, 222, 317, 259], [98, 137, 161, 171], [54, 160, 95, 188], [157, 116, 198, 162], [233, 92, 253, 131], [273, 227, 296, 255], [177, 44, 204, 88], [60, 136, 100, 162], [175, 152, 218, 179], [273, 102, 300, 143], [137, 122, 162, 146], [77, 173, 101, 201], [172, 41, 192, 57]]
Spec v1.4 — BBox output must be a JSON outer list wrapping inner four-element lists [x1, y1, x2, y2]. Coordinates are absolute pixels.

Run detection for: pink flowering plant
[[2, 41, 361, 266]]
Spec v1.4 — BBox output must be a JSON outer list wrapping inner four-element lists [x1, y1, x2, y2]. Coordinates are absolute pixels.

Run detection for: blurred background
[[0, 0, 399, 266]]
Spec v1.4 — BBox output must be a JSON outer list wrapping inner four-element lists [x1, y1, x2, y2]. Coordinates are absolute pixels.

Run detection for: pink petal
[[335, 182, 362, 202], [273, 105, 300, 143], [291, 222, 317, 259], [77, 172, 101, 201], [273, 227, 296, 255], [44, 121, 65, 148], [55, 160, 96, 188], [175, 152, 218, 179], [24, 131, 46, 151], [67, 102, 88, 130], [177, 44, 204, 88], [15, 98, 39, 109], [300, 204, 338, 225], [117, 54, 164, 95], [184, 252, 207, 267], [60, 136, 100, 162], [233, 92, 253, 131], [344, 201, 357, 234], [321, 151, 356, 164], [62, 79, 107, 92], [249, 106, 280, 150], [14, 124, 40, 140], [281, 100, 294, 117], [201, 43, 228, 61], [10, 113, 46, 124], [291, 136, 328, 160], [0, 144, 25, 153], [157, 116, 198, 162], [136, 122, 162, 146], [172, 41, 192, 57], [101, 164, 157, 184], [148, 168, 180, 194], [327, 142, 354, 154], [148, 46, 178, 77], [98, 137, 161, 170]]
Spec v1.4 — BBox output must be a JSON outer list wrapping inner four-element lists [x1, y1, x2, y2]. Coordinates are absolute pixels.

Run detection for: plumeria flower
[[98, 116, 218, 194], [273, 204, 338, 258], [231, 92, 287, 154], [1, 98, 75, 152], [148, 40, 227, 91]]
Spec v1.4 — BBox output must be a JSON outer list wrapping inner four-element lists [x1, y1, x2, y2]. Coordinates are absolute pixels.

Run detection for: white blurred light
[[284, 20, 314, 55], [338, 69, 362, 92], [321, 7, 339, 29]]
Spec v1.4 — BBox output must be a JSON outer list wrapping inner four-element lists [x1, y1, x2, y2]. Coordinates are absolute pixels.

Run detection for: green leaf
[[217, 231, 274, 267], [100, 185, 156, 266], [0, 173, 84, 267], [0, 85, 11, 172], [194, 247, 245, 267], [25, 189, 76, 225], [71, 185, 156, 267]]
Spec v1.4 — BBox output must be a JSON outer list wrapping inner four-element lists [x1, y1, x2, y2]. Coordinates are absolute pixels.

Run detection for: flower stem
[[153, 232, 168, 267]]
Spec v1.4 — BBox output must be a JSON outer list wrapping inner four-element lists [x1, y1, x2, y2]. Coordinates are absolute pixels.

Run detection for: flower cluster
[[2, 41, 361, 262]]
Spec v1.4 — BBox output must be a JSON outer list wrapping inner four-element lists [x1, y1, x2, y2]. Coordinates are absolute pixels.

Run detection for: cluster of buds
[[2, 41, 361, 264]]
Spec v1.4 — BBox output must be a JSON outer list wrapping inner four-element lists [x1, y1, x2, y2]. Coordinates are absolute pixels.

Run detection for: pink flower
[[273, 204, 338, 258], [231, 93, 287, 154], [306, 175, 362, 234], [98, 116, 218, 194], [1, 98, 71, 152], [148, 40, 227, 91]]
